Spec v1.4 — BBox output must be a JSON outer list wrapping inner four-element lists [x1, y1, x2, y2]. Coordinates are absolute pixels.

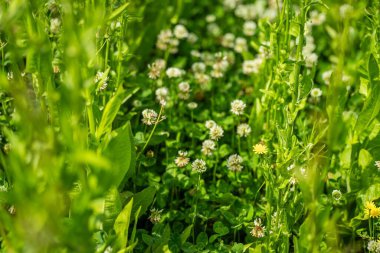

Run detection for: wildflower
[[166, 67, 184, 78], [223, 0, 238, 10], [173, 24, 189, 39], [367, 240, 380, 253], [149, 208, 163, 223], [148, 59, 166, 79], [237, 123, 251, 137], [364, 201, 380, 218], [7, 71, 13, 80], [50, 18, 61, 34], [287, 164, 295, 171], [155, 87, 169, 102], [142, 109, 158, 126], [234, 37, 248, 53], [178, 82, 191, 100], [156, 29, 179, 53], [175, 150, 190, 167], [201, 140, 216, 156], [375, 161, 380, 169], [195, 73, 211, 86], [210, 125, 224, 141], [230, 99, 246, 115], [207, 23, 222, 37], [192, 62, 206, 73], [243, 21, 257, 36], [253, 143, 268, 155], [309, 10, 326, 26], [187, 102, 198, 110], [227, 154, 243, 172], [95, 71, 108, 83], [242, 58, 263, 74], [304, 53, 318, 68], [221, 33, 235, 48], [332, 190, 342, 201], [322, 70, 332, 85], [310, 88, 322, 98], [205, 120, 217, 129], [187, 33, 198, 44], [206, 14, 216, 23], [192, 159, 207, 173], [250, 218, 266, 238]]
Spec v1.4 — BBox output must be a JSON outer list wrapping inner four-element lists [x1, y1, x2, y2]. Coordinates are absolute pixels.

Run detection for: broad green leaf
[[180, 225, 193, 244], [213, 221, 229, 235], [355, 55, 380, 134], [131, 186, 156, 221], [103, 122, 136, 187], [103, 187, 122, 230], [358, 149, 372, 169], [96, 87, 139, 139], [114, 197, 134, 249]]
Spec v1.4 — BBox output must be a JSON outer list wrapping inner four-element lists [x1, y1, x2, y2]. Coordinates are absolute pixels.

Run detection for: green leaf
[[96, 87, 139, 139], [358, 149, 372, 169], [114, 197, 134, 249], [180, 225, 193, 245], [108, 3, 130, 21], [131, 186, 156, 221], [213, 221, 229, 235], [355, 55, 380, 134], [103, 122, 136, 187], [103, 187, 122, 230]]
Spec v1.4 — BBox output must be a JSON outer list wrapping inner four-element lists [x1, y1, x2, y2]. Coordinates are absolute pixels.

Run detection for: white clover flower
[[234, 37, 248, 53], [210, 125, 224, 141], [310, 88, 322, 98], [206, 14, 216, 23], [304, 52, 318, 68], [175, 150, 190, 167], [367, 240, 380, 253], [191, 50, 201, 58], [187, 33, 198, 44], [242, 58, 263, 74], [148, 59, 166, 79], [149, 208, 163, 223], [7, 71, 13, 80], [309, 10, 326, 26], [192, 159, 207, 173], [223, 0, 239, 10], [50, 18, 61, 34], [156, 29, 173, 50], [243, 21, 257, 36], [208, 23, 222, 37], [205, 120, 217, 129], [202, 139, 216, 156], [235, 4, 257, 20], [375, 161, 380, 169], [250, 218, 265, 238], [174, 24, 189, 39], [166, 67, 184, 78], [322, 70, 332, 85], [230, 99, 246, 115], [155, 87, 169, 102], [142, 109, 158, 125], [237, 123, 251, 137], [178, 82, 190, 93], [221, 33, 235, 48], [187, 102, 198, 110], [195, 73, 211, 86], [339, 4, 353, 18], [227, 154, 243, 172], [192, 62, 206, 73], [332, 190, 342, 201]]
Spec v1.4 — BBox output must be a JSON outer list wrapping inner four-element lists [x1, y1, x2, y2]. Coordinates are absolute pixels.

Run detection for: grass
[[0, 0, 380, 252]]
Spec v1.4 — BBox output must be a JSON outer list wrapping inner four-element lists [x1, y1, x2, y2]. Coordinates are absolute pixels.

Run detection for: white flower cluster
[[148, 59, 166, 79], [230, 99, 246, 115], [226, 154, 243, 172], [156, 24, 189, 54]]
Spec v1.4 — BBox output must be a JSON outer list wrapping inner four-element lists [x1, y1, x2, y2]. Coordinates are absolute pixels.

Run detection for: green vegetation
[[0, 0, 379, 252]]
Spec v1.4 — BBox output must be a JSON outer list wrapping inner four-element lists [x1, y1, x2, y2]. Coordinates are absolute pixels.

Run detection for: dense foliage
[[0, 0, 380, 252]]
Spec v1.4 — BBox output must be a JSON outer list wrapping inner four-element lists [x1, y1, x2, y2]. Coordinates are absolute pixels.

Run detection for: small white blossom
[[210, 125, 224, 141], [166, 67, 184, 78], [192, 159, 207, 173], [310, 88, 322, 98], [142, 109, 158, 126], [227, 154, 243, 172], [243, 21, 257, 36], [173, 24, 189, 39], [201, 140, 216, 156], [237, 123, 251, 137], [230, 99, 246, 115]]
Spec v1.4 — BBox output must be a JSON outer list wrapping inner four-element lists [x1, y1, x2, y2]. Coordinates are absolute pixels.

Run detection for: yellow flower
[[253, 143, 268, 155], [364, 201, 380, 218]]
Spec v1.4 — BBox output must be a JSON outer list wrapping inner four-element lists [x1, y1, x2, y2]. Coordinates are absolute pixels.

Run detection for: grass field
[[0, 0, 380, 252]]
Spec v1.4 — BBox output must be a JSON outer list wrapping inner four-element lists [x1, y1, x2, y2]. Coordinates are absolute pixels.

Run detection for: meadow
[[0, 0, 379, 252]]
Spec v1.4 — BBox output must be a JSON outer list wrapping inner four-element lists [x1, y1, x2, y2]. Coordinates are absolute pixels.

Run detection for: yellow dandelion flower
[[253, 143, 268, 155], [364, 201, 380, 218]]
